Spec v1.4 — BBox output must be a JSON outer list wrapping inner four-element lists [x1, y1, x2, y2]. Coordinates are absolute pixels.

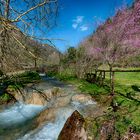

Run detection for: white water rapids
[[19, 107, 75, 140], [0, 76, 96, 140], [0, 103, 44, 127]]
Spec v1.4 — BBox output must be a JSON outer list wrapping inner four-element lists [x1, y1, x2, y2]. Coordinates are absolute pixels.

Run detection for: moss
[[0, 93, 11, 101]]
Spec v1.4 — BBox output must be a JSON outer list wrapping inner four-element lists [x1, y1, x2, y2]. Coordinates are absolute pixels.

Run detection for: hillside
[[0, 24, 60, 72]]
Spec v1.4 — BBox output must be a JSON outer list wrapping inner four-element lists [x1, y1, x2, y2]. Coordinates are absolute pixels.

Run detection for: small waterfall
[[0, 76, 97, 140], [19, 107, 75, 140], [19, 100, 96, 140]]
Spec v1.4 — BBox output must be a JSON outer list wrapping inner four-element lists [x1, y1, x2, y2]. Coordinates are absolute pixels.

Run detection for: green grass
[[101, 72, 140, 133], [50, 70, 140, 136], [101, 71, 140, 94], [115, 72, 140, 86]]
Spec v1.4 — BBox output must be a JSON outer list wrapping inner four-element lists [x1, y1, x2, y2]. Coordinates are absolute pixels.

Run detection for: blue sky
[[48, 0, 134, 52]]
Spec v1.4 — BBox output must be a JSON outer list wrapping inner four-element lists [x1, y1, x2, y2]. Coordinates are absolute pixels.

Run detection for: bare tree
[[0, 0, 58, 72]]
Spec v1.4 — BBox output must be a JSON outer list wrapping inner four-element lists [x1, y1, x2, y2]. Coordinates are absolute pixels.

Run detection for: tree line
[[60, 0, 140, 79]]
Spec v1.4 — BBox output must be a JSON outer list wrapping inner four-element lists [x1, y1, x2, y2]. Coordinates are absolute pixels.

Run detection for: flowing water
[[0, 75, 96, 140]]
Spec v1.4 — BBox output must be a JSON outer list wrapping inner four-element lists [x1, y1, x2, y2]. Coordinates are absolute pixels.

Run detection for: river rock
[[25, 92, 49, 106], [22, 87, 67, 106], [35, 107, 58, 127], [58, 110, 87, 140], [44, 87, 66, 99], [8, 89, 48, 106], [72, 94, 94, 104], [53, 95, 71, 108]]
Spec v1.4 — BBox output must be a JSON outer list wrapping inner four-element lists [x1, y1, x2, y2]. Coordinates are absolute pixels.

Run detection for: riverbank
[[48, 72, 140, 139], [0, 71, 41, 106], [0, 71, 140, 139], [0, 74, 98, 140]]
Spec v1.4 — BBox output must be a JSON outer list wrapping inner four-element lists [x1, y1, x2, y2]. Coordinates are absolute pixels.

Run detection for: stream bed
[[0, 75, 96, 140]]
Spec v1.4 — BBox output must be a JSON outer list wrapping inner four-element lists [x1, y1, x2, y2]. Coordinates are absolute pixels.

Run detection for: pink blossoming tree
[[85, 0, 140, 94]]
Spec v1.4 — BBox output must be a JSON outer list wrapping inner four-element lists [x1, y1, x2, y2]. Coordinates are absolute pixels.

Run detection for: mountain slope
[[0, 24, 60, 72]]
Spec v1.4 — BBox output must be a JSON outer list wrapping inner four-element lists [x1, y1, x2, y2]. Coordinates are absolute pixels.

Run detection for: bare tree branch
[[12, 0, 57, 22]]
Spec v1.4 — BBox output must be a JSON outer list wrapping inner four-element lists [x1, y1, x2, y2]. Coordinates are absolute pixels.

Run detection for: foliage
[[77, 0, 140, 70], [48, 70, 77, 81], [67, 47, 77, 63], [60, 47, 77, 65], [0, 71, 41, 102]]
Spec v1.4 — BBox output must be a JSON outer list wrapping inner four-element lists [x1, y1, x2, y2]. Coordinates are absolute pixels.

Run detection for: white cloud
[[73, 16, 84, 23], [72, 23, 78, 29], [80, 25, 89, 31], [72, 16, 84, 29]]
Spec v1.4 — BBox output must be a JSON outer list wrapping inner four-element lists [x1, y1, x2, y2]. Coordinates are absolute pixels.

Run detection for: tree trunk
[[109, 66, 115, 95], [111, 71, 115, 95], [34, 58, 37, 70]]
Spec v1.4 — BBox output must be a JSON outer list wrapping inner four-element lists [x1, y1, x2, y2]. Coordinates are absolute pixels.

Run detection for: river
[[0, 75, 96, 140]]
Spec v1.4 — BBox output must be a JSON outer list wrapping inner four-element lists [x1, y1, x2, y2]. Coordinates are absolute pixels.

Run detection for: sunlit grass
[[49, 69, 140, 135], [115, 72, 140, 86]]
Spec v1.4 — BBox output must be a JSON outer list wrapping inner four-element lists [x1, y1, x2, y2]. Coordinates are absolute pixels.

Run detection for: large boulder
[[58, 110, 87, 140], [7, 87, 24, 101], [53, 96, 71, 108]]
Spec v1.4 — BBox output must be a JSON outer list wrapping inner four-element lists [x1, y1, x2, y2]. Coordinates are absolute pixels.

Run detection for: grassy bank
[[48, 71, 140, 137]]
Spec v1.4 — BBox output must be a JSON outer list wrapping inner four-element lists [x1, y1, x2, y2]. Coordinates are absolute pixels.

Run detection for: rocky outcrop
[[26, 87, 71, 106], [58, 110, 87, 140], [9, 87, 69, 106]]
